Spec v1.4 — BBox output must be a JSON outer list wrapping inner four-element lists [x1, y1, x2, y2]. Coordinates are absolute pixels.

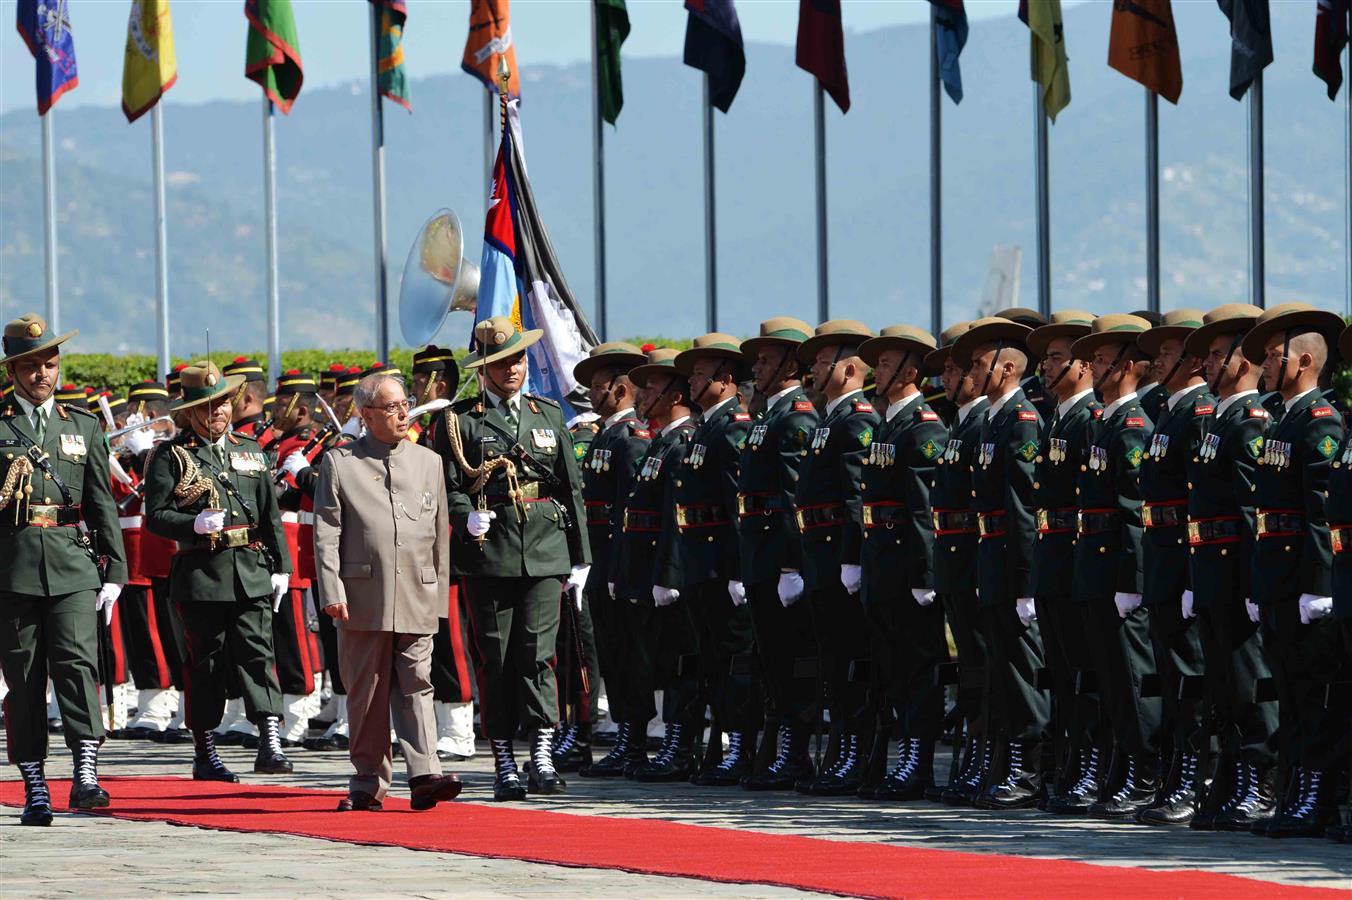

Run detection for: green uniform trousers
[[463, 575, 562, 740], [1, 589, 103, 762], [178, 596, 282, 731], [941, 589, 987, 742]]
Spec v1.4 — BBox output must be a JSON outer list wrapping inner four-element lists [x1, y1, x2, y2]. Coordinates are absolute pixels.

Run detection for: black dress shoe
[[280, 738, 305, 749], [493, 773, 528, 802], [241, 734, 260, 750], [121, 726, 155, 741], [526, 761, 568, 795], [253, 750, 294, 775], [193, 757, 240, 782], [336, 791, 383, 812], [437, 748, 473, 762], [215, 730, 245, 746], [156, 728, 192, 745], [331, 734, 349, 750], [304, 736, 339, 752], [409, 773, 464, 810]]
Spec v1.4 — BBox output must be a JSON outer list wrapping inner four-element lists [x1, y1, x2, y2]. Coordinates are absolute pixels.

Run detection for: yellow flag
[[122, 0, 177, 123], [1025, 0, 1070, 121]]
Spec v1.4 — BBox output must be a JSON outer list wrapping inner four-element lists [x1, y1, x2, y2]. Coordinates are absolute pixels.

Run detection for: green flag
[[596, 0, 629, 125], [1021, 0, 1070, 121], [246, 0, 304, 114]]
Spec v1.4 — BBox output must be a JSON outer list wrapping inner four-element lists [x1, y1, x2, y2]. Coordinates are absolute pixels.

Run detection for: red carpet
[[1, 778, 1341, 898]]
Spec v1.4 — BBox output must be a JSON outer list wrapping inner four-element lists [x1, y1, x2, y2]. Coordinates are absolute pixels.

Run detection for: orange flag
[[1108, 0, 1182, 104], [462, 0, 520, 98]]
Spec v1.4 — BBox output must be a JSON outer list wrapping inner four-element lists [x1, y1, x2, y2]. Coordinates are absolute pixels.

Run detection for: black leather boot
[[1213, 763, 1277, 831], [68, 739, 111, 809], [876, 738, 936, 802], [253, 717, 294, 774], [743, 725, 815, 792], [806, 732, 868, 796], [635, 723, 696, 782], [1267, 770, 1337, 838], [551, 725, 592, 773], [192, 730, 240, 782], [17, 761, 53, 826], [1047, 744, 1103, 814], [524, 728, 567, 795], [1139, 752, 1199, 825], [581, 722, 634, 778], [978, 741, 1043, 810], [941, 737, 990, 806], [1089, 757, 1160, 819], [1191, 755, 1237, 830], [490, 739, 528, 801], [694, 731, 752, 786]]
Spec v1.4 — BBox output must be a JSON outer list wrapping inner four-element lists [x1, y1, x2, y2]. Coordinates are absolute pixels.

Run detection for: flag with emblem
[[928, 0, 968, 104], [1314, 0, 1349, 100], [121, 0, 177, 122], [372, 0, 410, 110], [462, 0, 520, 99], [16, 0, 79, 115], [1107, 0, 1182, 104], [1218, 0, 1272, 100], [245, 0, 303, 113], [475, 109, 599, 417], [1020, 0, 1070, 121]]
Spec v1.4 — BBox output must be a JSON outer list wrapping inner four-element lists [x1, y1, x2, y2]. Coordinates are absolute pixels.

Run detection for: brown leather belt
[[183, 525, 259, 553], [931, 508, 978, 536], [3, 504, 81, 528], [862, 502, 905, 528], [977, 510, 1006, 539], [736, 491, 781, 518], [1255, 509, 1303, 539], [1036, 507, 1076, 535], [675, 504, 730, 530], [1077, 508, 1120, 536], [622, 508, 661, 533], [1142, 500, 1187, 529], [1188, 516, 1242, 546]]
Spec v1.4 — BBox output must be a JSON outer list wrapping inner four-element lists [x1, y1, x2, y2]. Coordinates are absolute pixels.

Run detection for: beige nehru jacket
[[313, 434, 449, 635]]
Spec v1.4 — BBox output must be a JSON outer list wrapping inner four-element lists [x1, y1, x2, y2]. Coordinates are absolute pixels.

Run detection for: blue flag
[[684, 0, 745, 113], [15, 0, 79, 115], [929, 0, 968, 104]]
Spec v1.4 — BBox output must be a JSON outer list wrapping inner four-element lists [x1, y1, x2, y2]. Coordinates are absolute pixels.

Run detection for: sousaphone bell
[[398, 208, 480, 347]]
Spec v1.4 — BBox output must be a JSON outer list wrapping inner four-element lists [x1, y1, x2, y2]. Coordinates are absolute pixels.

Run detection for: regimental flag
[[929, 0, 969, 104], [796, 0, 850, 113], [122, 0, 177, 123], [596, 0, 629, 124], [1217, 0, 1272, 100], [372, 0, 410, 111], [1108, 0, 1182, 104], [684, 0, 745, 113], [245, 0, 303, 114], [476, 109, 599, 417], [1020, 0, 1071, 121], [462, 0, 520, 99], [15, 0, 79, 115], [1314, 0, 1350, 100]]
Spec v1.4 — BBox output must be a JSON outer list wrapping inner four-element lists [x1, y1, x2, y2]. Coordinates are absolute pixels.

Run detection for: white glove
[[95, 583, 122, 625], [1114, 592, 1143, 618], [777, 570, 804, 607], [1016, 596, 1037, 627], [1181, 589, 1196, 620], [912, 588, 936, 607], [466, 509, 497, 537], [341, 416, 362, 437], [1298, 593, 1333, 625], [727, 580, 747, 607], [652, 585, 681, 607], [193, 509, 226, 535], [607, 582, 616, 600], [270, 573, 290, 613], [281, 451, 309, 478], [1245, 598, 1261, 624], [839, 564, 862, 595], [123, 426, 155, 455], [566, 565, 590, 611]]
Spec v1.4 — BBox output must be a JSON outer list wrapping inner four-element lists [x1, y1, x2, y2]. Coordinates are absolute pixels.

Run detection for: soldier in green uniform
[[1068, 314, 1160, 819], [792, 320, 879, 796], [665, 334, 758, 785], [1134, 310, 1214, 825], [1024, 311, 1103, 815], [734, 318, 821, 791], [570, 342, 652, 778], [1326, 324, 1352, 845], [143, 361, 294, 782], [922, 323, 991, 805], [435, 317, 590, 801], [2, 314, 127, 825], [1180, 304, 1279, 831], [853, 325, 948, 800], [1239, 303, 1345, 838], [951, 317, 1048, 810]]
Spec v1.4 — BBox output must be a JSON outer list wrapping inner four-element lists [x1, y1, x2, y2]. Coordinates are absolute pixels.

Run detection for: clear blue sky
[[0, 0, 1068, 114]]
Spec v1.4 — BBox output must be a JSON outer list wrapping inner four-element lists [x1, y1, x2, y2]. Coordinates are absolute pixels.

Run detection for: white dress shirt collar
[[1102, 391, 1139, 421], [1166, 382, 1205, 411], [956, 396, 983, 426], [604, 407, 636, 429], [885, 392, 922, 423], [660, 415, 692, 437], [766, 384, 800, 411], [984, 387, 1020, 420], [1215, 389, 1258, 419], [825, 389, 863, 417], [1056, 388, 1095, 421]]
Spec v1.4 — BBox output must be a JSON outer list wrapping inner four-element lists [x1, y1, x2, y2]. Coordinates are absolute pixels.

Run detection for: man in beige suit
[[314, 372, 463, 812]]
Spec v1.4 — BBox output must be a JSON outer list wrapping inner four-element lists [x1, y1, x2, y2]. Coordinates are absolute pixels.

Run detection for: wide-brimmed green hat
[[796, 320, 875, 365], [1070, 314, 1154, 361], [2, 313, 77, 366], [857, 325, 936, 368], [574, 341, 648, 386], [1240, 302, 1346, 365], [1027, 310, 1096, 360], [951, 317, 1032, 370], [922, 321, 974, 375], [1340, 324, 1352, 365], [1137, 308, 1205, 358], [740, 316, 814, 360], [1182, 304, 1263, 359], [997, 307, 1048, 328], [464, 316, 543, 369], [171, 361, 247, 412], [629, 348, 686, 389], [675, 332, 745, 376]]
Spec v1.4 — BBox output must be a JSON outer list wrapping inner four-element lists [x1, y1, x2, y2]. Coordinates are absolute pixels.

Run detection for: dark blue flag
[[15, 0, 79, 115], [685, 0, 745, 113], [929, 0, 968, 104]]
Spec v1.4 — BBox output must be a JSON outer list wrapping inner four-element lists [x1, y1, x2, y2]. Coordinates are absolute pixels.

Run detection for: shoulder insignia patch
[[573, 443, 587, 461], [1017, 411, 1038, 422], [1017, 439, 1039, 462], [920, 439, 940, 460], [527, 399, 541, 415], [858, 427, 873, 448], [793, 401, 814, 412], [1194, 405, 1214, 416], [1125, 417, 1145, 428], [1317, 435, 1338, 459], [919, 410, 940, 422], [1093, 408, 1104, 419], [1246, 435, 1264, 459], [55, 404, 69, 420], [733, 412, 752, 422], [1311, 406, 1334, 419], [633, 429, 652, 439], [1248, 407, 1269, 418], [1126, 446, 1144, 468], [853, 400, 874, 413], [227, 433, 241, 445]]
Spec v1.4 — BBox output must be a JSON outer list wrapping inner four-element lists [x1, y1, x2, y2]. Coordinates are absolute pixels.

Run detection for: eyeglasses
[[365, 399, 411, 415]]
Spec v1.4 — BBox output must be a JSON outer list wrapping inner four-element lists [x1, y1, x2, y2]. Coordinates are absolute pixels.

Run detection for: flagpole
[[1247, 72, 1264, 309], [929, 6, 942, 336], [1345, 43, 1350, 320], [369, 3, 390, 362], [152, 105, 171, 379], [813, 82, 828, 322], [41, 111, 59, 332], [702, 74, 717, 332], [591, 0, 608, 340], [1033, 87, 1050, 318], [263, 98, 281, 385], [1145, 89, 1160, 315], [484, 90, 494, 212]]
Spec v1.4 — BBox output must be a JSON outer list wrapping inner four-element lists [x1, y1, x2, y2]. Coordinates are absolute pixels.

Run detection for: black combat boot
[[743, 725, 815, 792], [191, 730, 240, 783], [635, 723, 696, 782], [582, 722, 635, 778], [978, 741, 1043, 810], [1047, 744, 1103, 814], [694, 731, 752, 786], [877, 738, 936, 802], [1089, 756, 1160, 819], [1139, 751, 1199, 825], [525, 728, 567, 795], [551, 724, 592, 773], [68, 739, 111, 809], [806, 733, 868, 796], [491, 738, 527, 801], [1191, 755, 1237, 830], [1267, 770, 1338, 839], [253, 717, 294, 774], [941, 737, 991, 806], [1212, 763, 1276, 831], [17, 761, 54, 826]]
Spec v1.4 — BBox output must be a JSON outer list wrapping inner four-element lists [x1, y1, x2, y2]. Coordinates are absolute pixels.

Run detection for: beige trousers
[[337, 629, 440, 799]]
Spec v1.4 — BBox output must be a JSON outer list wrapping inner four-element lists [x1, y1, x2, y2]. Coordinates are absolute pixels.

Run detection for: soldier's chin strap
[[976, 340, 1006, 399], [1274, 329, 1292, 395], [419, 371, 440, 407], [693, 359, 729, 409], [1208, 331, 1244, 394], [639, 375, 675, 422], [1042, 357, 1073, 394], [1091, 343, 1131, 392], [876, 351, 912, 401]]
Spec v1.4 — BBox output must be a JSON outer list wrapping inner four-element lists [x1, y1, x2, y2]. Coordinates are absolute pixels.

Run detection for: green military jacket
[[793, 390, 879, 593], [970, 389, 1042, 607], [1139, 384, 1215, 606], [436, 393, 589, 579], [1186, 392, 1268, 612], [1072, 396, 1150, 603], [931, 397, 988, 594], [659, 397, 751, 589], [1030, 390, 1101, 599], [737, 386, 819, 587], [0, 398, 127, 595], [617, 417, 695, 593], [1249, 389, 1341, 604], [1327, 426, 1352, 619], [580, 410, 651, 591], [858, 394, 947, 603], [144, 428, 290, 603]]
